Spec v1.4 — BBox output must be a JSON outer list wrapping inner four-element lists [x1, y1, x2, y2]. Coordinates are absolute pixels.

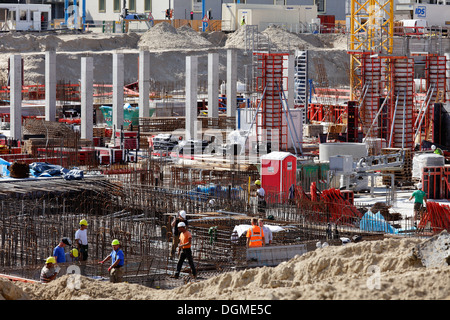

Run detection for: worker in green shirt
[[408, 183, 427, 222]]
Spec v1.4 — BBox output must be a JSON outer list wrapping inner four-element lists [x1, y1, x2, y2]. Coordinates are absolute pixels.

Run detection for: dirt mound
[[138, 22, 213, 51], [11, 237, 450, 300], [0, 279, 29, 300]]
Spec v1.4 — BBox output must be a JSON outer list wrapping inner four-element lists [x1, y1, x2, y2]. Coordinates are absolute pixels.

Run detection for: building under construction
[[0, 0, 449, 289]]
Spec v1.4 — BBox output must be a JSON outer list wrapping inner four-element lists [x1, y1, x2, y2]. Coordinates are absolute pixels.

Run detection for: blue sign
[[415, 6, 426, 18]]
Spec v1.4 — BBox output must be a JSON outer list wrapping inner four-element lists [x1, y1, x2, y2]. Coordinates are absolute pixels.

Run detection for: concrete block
[[412, 230, 450, 268], [246, 244, 307, 267]]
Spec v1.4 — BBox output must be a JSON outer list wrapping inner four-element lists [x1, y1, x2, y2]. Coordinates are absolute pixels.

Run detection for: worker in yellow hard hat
[[75, 219, 88, 262], [65, 248, 79, 263], [99, 239, 125, 283], [255, 180, 266, 215], [40, 257, 58, 283]]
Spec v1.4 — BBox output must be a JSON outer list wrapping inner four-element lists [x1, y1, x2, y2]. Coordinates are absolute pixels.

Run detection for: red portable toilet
[[261, 151, 297, 203]]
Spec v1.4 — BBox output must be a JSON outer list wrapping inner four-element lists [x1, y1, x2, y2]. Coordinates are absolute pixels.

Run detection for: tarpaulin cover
[[359, 210, 398, 234]]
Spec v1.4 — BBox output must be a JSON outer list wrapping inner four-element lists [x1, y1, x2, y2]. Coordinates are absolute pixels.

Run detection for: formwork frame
[[254, 52, 289, 152]]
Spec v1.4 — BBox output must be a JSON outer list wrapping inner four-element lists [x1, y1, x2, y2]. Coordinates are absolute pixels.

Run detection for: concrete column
[[139, 50, 150, 119], [45, 51, 56, 122], [185, 56, 198, 141], [10, 55, 22, 141], [226, 49, 237, 121], [81, 57, 93, 140], [286, 54, 295, 109], [112, 53, 124, 132], [208, 53, 219, 120]]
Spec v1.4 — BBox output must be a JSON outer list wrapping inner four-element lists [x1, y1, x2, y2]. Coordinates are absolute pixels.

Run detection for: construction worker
[[409, 183, 427, 222], [170, 210, 188, 259], [99, 239, 125, 283], [75, 219, 89, 261], [53, 237, 71, 264], [65, 248, 79, 263], [246, 218, 265, 248], [258, 218, 272, 246], [255, 180, 266, 214], [431, 145, 443, 155], [173, 222, 197, 279], [40, 257, 58, 283]]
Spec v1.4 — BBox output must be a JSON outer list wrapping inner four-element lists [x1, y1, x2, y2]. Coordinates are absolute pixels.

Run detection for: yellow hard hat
[[255, 180, 261, 185], [111, 239, 120, 246], [70, 248, 79, 258], [79, 219, 88, 226], [46, 257, 56, 264]]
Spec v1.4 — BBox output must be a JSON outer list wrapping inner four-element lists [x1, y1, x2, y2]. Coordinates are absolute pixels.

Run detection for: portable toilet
[[261, 151, 297, 203]]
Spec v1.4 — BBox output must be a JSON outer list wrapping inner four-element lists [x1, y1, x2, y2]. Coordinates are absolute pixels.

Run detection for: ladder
[[294, 50, 308, 125]]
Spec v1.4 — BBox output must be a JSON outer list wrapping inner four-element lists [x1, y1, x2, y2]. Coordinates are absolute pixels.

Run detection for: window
[[234, 0, 246, 3], [99, 0, 106, 13], [315, 0, 326, 13], [113, 0, 120, 12], [144, 0, 152, 12], [20, 10, 27, 21], [129, 0, 136, 12]]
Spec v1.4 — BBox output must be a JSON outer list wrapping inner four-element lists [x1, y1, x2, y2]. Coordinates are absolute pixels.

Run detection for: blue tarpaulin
[[359, 210, 398, 234]]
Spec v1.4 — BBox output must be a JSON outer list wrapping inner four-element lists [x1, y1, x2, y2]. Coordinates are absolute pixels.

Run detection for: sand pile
[[224, 25, 348, 52], [0, 32, 139, 53], [10, 237, 450, 300], [138, 22, 213, 51]]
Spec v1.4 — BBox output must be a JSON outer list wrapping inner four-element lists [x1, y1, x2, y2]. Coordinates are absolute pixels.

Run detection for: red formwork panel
[[422, 166, 443, 199], [443, 165, 450, 200]]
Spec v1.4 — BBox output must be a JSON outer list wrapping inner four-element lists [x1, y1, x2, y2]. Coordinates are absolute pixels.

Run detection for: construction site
[[0, 0, 449, 301]]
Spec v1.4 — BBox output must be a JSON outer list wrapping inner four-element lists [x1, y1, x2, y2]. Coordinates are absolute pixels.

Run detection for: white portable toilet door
[[33, 11, 41, 31]]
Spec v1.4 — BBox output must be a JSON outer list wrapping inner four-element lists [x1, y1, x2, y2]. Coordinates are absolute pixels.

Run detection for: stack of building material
[[381, 148, 412, 186]]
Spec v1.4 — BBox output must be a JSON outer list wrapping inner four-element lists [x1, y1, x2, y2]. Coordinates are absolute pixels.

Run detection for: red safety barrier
[[418, 201, 450, 234]]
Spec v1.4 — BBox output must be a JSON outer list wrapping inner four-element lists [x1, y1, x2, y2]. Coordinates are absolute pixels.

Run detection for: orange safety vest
[[247, 225, 264, 247]]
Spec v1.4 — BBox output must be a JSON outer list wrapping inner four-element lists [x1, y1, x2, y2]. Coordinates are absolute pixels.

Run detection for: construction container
[[221, 3, 318, 32], [261, 151, 297, 202], [246, 244, 307, 267]]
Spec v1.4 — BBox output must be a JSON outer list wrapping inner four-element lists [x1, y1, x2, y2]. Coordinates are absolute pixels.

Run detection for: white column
[[226, 49, 237, 121], [45, 51, 56, 122], [208, 52, 219, 120], [286, 54, 295, 109], [185, 56, 198, 141], [139, 50, 150, 119], [112, 53, 124, 132], [81, 56, 93, 140], [10, 55, 22, 140]]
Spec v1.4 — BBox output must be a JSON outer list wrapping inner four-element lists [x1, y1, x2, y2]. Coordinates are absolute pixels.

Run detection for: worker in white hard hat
[[431, 145, 443, 155], [75, 219, 89, 262], [408, 183, 427, 223], [170, 210, 189, 259], [172, 222, 197, 280]]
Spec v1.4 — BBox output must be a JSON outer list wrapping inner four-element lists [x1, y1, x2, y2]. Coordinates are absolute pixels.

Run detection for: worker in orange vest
[[246, 218, 265, 248]]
